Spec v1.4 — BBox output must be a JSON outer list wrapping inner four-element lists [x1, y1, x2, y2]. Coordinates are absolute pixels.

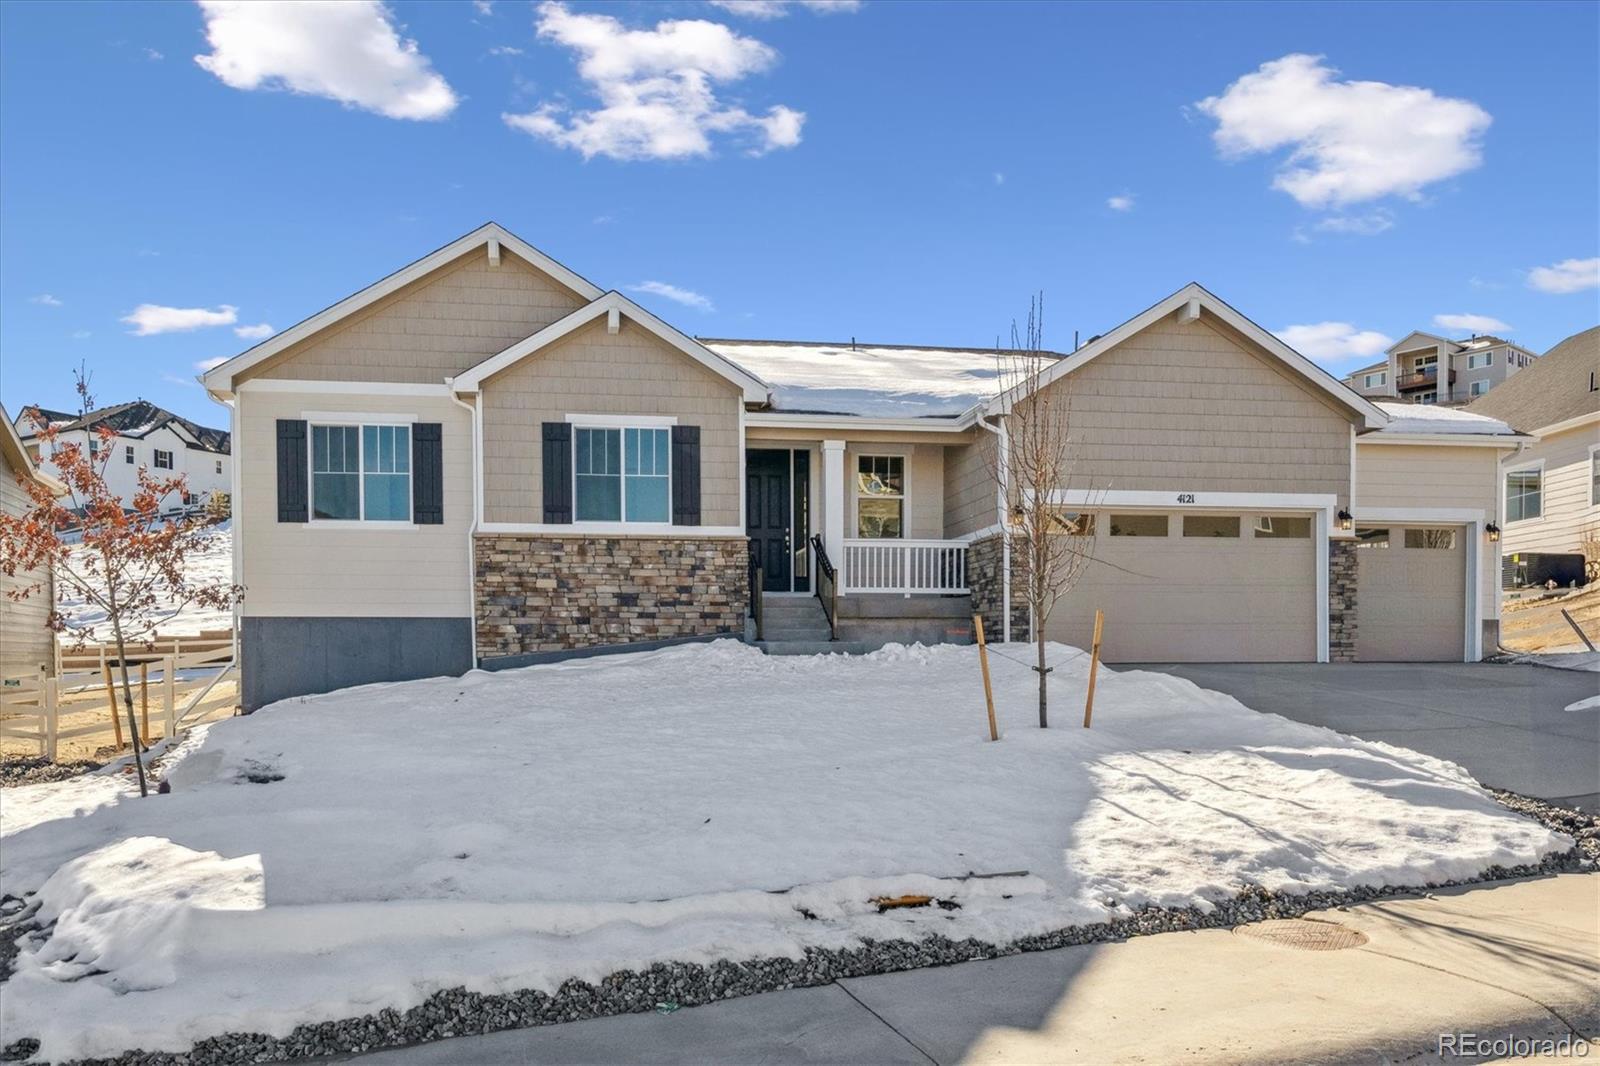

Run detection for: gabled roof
[[12, 405, 77, 436], [1465, 325, 1600, 434], [984, 283, 1387, 427], [449, 291, 770, 404], [700, 338, 1050, 418], [25, 400, 231, 454], [1367, 402, 1519, 437], [201, 222, 605, 394], [0, 404, 67, 495], [1343, 359, 1389, 379], [1388, 330, 1463, 354]]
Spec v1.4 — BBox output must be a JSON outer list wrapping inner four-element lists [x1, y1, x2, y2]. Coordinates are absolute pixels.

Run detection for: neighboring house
[[1466, 325, 1600, 587], [1342, 332, 1540, 405], [14, 400, 232, 508], [199, 223, 1528, 710], [1, 404, 67, 678]]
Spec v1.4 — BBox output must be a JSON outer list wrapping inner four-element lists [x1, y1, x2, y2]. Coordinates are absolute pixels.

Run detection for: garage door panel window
[[1253, 516, 1311, 539], [1049, 510, 1095, 536], [1182, 514, 1240, 538], [1404, 528, 1456, 550], [1355, 527, 1390, 549], [1505, 469, 1542, 523], [1109, 514, 1167, 537]]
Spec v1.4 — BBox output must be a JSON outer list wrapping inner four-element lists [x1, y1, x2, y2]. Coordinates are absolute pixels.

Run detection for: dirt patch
[[1500, 585, 1600, 653]]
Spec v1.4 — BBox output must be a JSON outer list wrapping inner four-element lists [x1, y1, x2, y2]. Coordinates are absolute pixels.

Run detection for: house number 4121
[[1176, 493, 1196, 504]]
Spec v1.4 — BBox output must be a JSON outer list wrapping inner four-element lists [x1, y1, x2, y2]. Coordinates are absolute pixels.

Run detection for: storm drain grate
[[1234, 918, 1368, 951]]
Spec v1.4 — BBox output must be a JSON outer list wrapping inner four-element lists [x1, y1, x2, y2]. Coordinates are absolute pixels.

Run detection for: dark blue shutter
[[276, 419, 308, 523], [671, 424, 701, 526], [411, 423, 443, 525], [542, 422, 572, 524]]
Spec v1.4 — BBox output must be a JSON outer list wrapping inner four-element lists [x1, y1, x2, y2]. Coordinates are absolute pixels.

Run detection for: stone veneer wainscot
[[1328, 539, 1358, 663], [474, 534, 748, 659], [968, 534, 1032, 642]]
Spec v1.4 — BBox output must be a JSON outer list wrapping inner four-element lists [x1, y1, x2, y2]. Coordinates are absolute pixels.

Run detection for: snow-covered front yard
[[0, 640, 1569, 1060]]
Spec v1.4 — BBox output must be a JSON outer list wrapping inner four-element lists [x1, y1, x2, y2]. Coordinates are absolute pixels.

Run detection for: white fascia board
[[1049, 488, 1338, 517], [239, 379, 453, 397], [1356, 432, 1534, 448], [1352, 507, 1488, 523], [1531, 410, 1600, 438], [744, 411, 977, 433], [450, 292, 770, 403], [984, 283, 1387, 429], [201, 223, 604, 392]]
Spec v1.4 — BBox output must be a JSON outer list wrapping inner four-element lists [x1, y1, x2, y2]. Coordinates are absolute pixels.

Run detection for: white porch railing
[[841, 539, 968, 595]]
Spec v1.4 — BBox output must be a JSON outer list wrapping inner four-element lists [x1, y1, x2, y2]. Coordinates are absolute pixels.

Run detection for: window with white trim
[[215, 459, 223, 474], [1467, 351, 1493, 369], [124, 444, 135, 465], [1362, 371, 1387, 388], [1505, 468, 1542, 523], [1590, 448, 1599, 507], [855, 455, 904, 538], [1469, 380, 1489, 396], [574, 426, 670, 523], [311, 423, 411, 522], [1416, 391, 1437, 405], [153, 449, 173, 469]]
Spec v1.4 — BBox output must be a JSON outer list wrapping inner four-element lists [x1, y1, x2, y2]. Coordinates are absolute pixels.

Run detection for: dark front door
[[746, 449, 791, 593]]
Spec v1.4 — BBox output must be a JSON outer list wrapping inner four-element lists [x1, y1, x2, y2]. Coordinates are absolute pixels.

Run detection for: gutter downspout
[[977, 413, 1011, 643], [447, 386, 481, 670]]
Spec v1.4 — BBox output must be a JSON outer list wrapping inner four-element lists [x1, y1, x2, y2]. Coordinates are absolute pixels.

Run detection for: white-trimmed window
[[153, 449, 173, 469], [1416, 391, 1437, 405], [124, 444, 135, 465], [574, 425, 670, 523], [1589, 446, 1599, 507], [311, 423, 411, 522], [215, 459, 223, 474], [1469, 380, 1489, 397], [1467, 351, 1493, 369], [1505, 467, 1542, 523], [1362, 371, 1387, 388], [856, 455, 905, 538]]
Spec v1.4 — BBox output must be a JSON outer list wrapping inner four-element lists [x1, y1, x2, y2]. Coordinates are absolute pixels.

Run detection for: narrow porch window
[[856, 455, 904, 538]]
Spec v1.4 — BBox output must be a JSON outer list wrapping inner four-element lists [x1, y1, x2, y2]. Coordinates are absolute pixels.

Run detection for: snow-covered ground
[[55, 521, 233, 639], [0, 641, 1568, 1060]]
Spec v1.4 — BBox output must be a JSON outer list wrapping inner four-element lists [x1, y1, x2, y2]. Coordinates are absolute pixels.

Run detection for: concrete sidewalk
[[350, 873, 1598, 1065]]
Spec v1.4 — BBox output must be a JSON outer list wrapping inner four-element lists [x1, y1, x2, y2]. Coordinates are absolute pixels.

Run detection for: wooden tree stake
[[103, 661, 124, 749], [974, 614, 999, 741], [140, 661, 150, 740], [1082, 609, 1104, 729]]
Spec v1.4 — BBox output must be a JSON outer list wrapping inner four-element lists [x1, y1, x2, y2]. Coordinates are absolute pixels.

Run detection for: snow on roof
[[702, 339, 1044, 418], [1372, 402, 1516, 436]]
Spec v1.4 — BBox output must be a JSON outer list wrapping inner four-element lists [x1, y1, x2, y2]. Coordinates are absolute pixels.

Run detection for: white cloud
[[234, 322, 275, 339], [504, 2, 805, 160], [122, 303, 238, 336], [473, 0, 493, 13], [488, 45, 523, 56], [195, 1, 459, 121], [1106, 193, 1135, 212], [145, 48, 165, 61], [1275, 322, 1394, 362], [993, 171, 1004, 185], [195, 356, 230, 371], [1433, 313, 1511, 334], [1312, 209, 1394, 236], [29, 293, 63, 307], [708, 1, 860, 17], [162, 373, 201, 389], [1195, 54, 1491, 208], [1527, 257, 1599, 295], [629, 280, 714, 311]]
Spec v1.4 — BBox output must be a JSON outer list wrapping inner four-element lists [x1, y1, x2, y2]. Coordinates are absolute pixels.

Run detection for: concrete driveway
[[1126, 662, 1599, 812]]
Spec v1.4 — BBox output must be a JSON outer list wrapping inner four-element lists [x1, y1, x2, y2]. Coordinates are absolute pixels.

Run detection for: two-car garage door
[[1045, 512, 1318, 663]]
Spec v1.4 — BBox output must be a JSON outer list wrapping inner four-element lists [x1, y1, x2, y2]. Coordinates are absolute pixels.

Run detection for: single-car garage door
[[1045, 511, 1318, 662], [1355, 525, 1465, 661]]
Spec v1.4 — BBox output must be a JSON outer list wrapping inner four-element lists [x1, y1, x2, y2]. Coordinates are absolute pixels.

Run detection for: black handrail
[[746, 538, 764, 641], [809, 534, 839, 641]]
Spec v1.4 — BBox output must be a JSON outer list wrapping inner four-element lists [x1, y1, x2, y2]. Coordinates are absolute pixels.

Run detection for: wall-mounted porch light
[[1337, 508, 1353, 532], [1486, 522, 1501, 543]]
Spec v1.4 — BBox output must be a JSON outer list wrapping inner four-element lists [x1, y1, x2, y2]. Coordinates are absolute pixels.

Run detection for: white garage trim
[[1350, 509, 1484, 662], [1049, 489, 1337, 663]]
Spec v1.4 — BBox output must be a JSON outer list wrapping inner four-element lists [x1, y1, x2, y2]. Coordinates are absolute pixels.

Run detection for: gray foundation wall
[[835, 593, 974, 646], [241, 616, 474, 712]]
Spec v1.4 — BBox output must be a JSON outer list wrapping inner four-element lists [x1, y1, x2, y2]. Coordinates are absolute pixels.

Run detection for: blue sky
[[2, 0, 1596, 427]]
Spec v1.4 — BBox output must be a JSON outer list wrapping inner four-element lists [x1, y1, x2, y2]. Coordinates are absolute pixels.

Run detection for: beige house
[[1343, 331, 1541, 406], [200, 224, 1528, 710], [1, 405, 66, 679], [1466, 325, 1600, 586]]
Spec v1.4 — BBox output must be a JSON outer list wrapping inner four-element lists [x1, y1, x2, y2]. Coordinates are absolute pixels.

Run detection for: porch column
[[822, 439, 846, 572]]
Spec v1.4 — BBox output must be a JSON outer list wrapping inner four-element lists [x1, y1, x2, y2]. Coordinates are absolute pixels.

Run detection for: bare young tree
[[986, 295, 1095, 728]]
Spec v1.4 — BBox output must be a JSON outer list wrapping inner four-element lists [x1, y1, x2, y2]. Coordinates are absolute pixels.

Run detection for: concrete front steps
[[754, 597, 871, 655]]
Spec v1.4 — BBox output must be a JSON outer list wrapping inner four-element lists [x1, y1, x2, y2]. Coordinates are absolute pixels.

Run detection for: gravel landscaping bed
[[5, 790, 1592, 1066], [0, 759, 104, 789]]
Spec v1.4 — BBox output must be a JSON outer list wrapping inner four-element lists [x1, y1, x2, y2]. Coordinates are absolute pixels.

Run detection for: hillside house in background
[[1343, 331, 1541, 406]]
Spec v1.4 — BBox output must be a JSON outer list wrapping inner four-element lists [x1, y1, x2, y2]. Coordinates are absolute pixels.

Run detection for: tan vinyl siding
[[1498, 423, 1599, 556], [1, 450, 55, 676], [238, 391, 473, 617], [1355, 441, 1501, 623], [241, 251, 587, 385], [942, 437, 997, 539], [481, 317, 743, 526], [1035, 314, 1353, 503], [844, 443, 944, 539]]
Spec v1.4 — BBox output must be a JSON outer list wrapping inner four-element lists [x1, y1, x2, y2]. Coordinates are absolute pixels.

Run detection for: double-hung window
[[856, 455, 904, 538], [153, 449, 173, 469], [1505, 467, 1542, 523], [124, 445, 135, 465], [311, 423, 411, 522], [574, 425, 670, 523]]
